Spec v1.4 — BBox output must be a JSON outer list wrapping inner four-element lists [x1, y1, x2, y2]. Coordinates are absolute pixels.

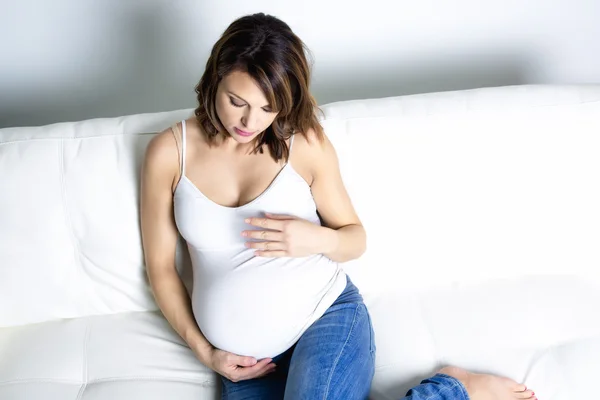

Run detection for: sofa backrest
[[322, 85, 600, 295], [1, 85, 599, 327], [0, 109, 192, 327]]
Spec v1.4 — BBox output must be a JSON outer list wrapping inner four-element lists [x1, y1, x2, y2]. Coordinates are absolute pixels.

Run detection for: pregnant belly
[[191, 255, 345, 359]]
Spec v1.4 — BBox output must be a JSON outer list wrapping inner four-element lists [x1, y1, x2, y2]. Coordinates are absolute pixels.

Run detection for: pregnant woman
[[140, 12, 536, 400]]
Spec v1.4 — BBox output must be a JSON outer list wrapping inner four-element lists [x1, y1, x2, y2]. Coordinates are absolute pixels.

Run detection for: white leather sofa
[[1, 84, 599, 400]]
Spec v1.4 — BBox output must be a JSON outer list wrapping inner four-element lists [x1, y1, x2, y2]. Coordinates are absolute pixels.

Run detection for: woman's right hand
[[208, 348, 277, 382]]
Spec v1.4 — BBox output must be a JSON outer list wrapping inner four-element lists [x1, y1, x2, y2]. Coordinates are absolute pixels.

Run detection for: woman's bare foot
[[438, 366, 537, 400]]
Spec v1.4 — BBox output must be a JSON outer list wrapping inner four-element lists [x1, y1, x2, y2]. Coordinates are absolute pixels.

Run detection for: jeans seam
[[421, 375, 468, 400], [422, 383, 458, 400], [443, 374, 470, 400], [323, 303, 362, 400], [367, 309, 376, 355]]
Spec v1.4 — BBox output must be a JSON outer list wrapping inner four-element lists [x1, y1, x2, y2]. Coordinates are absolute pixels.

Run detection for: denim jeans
[[220, 275, 469, 400], [400, 374, 469, 399], [220, 274, 376, 399]]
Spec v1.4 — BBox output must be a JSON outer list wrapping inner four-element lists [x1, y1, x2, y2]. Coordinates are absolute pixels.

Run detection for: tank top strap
[[170, 120, 187, 180], [287, 134, 295, 164], [180, 120, 187, 177]]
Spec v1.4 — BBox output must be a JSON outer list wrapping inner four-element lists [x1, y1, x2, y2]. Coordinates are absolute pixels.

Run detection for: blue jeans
[[220, 275, 376, 399], [401, 374, 469, 399], [220, 276, 469, 400]]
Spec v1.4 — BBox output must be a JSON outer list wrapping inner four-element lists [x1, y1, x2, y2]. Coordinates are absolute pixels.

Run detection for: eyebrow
[[227, 91, 271, 108]]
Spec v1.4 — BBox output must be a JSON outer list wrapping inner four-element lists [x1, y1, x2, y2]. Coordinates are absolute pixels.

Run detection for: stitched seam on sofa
[[0, 378, 82, 386], [321, 97, 600, 114], [0, 377, 215, 387], [416, 296, 443, 368], [0, 132, 157, 146], [74, 320, 90, 400], [59, 139, 91, 320], [60, 147, 89, 400], [85, 376, 216, 386], [319, 99, 600, 121]]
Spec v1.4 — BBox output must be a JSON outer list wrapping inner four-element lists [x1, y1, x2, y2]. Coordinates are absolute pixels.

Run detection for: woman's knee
[[326, 304, 375, 398]]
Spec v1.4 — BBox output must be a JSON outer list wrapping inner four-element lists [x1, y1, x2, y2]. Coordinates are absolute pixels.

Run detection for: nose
[[241, 108, 260, 131]]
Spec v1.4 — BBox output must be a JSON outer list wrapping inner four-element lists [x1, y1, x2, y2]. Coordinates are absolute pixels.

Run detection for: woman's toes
[[515, 389, 535, 399]]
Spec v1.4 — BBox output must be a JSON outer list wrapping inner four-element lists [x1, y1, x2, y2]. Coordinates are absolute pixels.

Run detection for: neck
[[218, 133, 261, 155]]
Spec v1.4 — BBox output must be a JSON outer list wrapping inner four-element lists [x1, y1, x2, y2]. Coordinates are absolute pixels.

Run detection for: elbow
[[356, 227, 367, 259], [340, 225, 367, 262]]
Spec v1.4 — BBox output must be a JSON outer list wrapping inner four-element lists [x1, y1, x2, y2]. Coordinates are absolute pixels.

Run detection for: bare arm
[[140, 129, 214, 366], [309, 131, 367, 262], [140, 128, 276, 381]]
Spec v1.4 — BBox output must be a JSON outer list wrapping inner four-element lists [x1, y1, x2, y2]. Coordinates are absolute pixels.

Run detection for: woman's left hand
[[242, 213, 336, 258]]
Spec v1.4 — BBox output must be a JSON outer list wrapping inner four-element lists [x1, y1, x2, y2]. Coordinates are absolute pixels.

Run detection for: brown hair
[[194, 13, 324, 162]]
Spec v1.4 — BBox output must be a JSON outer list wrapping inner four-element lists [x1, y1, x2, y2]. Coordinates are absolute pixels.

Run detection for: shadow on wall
[[0, 2, 198, 129], [311, 52, 530, 105], [1, 17, 530, 129]]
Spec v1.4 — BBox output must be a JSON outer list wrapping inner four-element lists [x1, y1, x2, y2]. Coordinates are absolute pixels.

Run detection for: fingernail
[[245, 218, 250, 223], [241, 232, 247, 236]]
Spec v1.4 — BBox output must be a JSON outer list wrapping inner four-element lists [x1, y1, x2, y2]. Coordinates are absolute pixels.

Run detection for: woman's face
[[215, 70, 279, 143]]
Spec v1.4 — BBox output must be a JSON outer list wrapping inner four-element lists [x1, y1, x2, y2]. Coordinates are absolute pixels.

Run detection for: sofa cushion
[[0, 311, 218, 400], [367, 275, 600, 399]]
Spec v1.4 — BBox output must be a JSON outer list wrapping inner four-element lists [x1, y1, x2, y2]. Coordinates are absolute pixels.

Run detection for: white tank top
[[172, 120, 347, 359]]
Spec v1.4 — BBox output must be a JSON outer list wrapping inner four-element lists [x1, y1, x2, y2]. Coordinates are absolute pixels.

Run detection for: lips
[[234, 127, 254, 137]]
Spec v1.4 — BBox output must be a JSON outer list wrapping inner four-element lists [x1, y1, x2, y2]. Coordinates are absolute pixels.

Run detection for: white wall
[[1, 0, 599, 128]]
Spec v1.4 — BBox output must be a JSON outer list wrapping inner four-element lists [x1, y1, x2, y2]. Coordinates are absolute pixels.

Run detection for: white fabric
[[174, 120, 347, 359], [1, 84, 600, 399]]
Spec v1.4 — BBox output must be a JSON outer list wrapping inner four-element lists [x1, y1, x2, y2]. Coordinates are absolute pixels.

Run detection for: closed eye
[[229, 97, 245, 108], [229, 96, 275, 113]]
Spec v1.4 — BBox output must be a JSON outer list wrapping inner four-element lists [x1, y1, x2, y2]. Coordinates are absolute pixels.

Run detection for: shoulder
[[294, 127, 335, 158], [143, 125, 181, 190], [293, 127, 338, 168], [145, 125, 180, 166], [145, 118, 204, 163], [291, 127, 339, 184]]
